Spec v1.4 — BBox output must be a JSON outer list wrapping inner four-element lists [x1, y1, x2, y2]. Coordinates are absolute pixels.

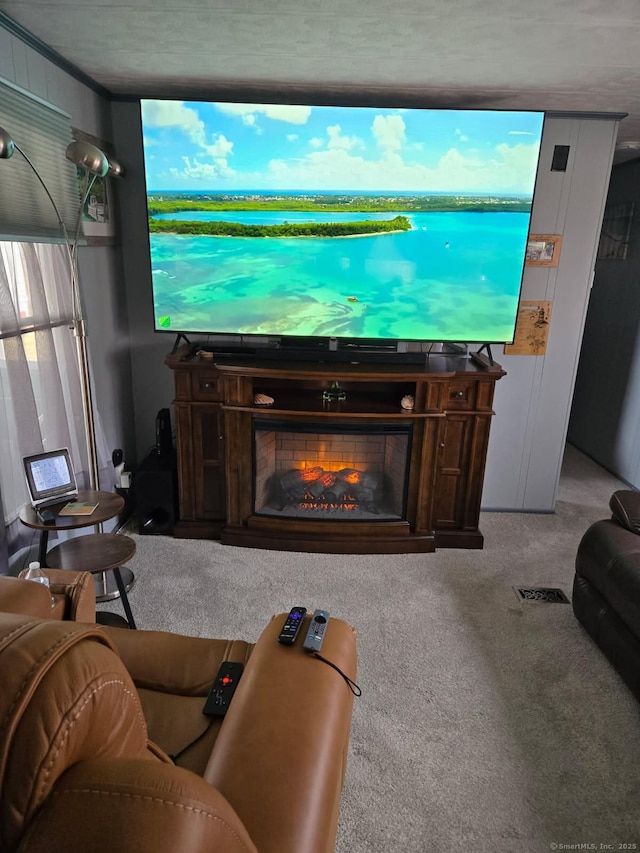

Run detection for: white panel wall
[[483, 117, 618, 509], [0, 29, 107, 139]]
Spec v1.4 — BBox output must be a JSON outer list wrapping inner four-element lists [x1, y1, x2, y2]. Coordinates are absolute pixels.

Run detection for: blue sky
[[141, 100, 544, 195]]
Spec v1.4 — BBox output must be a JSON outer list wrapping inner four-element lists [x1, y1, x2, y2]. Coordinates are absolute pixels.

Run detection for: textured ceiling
[[2, 0, 640, 164]]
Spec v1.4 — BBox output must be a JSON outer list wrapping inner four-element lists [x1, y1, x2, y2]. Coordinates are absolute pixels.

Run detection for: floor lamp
[[0, 125, 123, 492], [0, 126, 129, 602]]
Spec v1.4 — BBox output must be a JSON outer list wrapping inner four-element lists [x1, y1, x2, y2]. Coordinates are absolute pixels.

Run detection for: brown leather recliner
[[0, 569, 95, 621], [0, 610, 358, 853], [573, 489, 640, 701]]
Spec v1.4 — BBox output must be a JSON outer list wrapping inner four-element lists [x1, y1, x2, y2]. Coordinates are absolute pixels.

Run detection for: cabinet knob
[[453, 391, 464, 399], [439, 442, 445, 449], [203, 382, 211, 389]]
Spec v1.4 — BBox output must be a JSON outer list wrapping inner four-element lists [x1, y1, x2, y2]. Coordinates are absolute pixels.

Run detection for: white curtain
[[0, 241, 110, 566]]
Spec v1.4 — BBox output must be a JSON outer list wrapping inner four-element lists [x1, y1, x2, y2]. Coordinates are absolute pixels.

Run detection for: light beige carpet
[[102, 444, 640, 852]]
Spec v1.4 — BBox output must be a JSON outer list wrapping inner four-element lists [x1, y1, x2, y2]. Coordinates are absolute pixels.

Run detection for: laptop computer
[[23, 448, 78, 510]]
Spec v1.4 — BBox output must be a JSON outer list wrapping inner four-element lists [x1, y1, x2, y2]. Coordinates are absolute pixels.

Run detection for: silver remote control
[[302, 609, 330, 653]]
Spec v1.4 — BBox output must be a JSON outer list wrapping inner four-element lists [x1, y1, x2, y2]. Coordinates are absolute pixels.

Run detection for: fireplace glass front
[[253, 420, 412, 521]]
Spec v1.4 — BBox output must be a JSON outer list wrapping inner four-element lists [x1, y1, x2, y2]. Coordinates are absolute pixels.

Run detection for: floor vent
[[513, 586, 570, 604]]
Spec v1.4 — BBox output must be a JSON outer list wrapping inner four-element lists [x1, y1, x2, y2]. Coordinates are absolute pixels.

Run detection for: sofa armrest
[[204, 613, 358, 853], [0, 575, 52, 618], [45, 569, 96, 621], [17, 758, 258, 853], [610, 490, 640, 534]]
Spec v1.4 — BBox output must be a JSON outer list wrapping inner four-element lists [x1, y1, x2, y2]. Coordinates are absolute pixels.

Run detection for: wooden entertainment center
[[166, 346, 505, 554]]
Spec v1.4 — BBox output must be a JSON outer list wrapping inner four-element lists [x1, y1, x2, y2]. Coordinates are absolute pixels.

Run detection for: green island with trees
[[148, 214, 412, 238]]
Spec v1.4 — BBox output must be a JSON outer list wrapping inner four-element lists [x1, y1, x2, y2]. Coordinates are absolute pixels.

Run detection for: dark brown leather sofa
[[573, 489, 640, 701], [0, 606, 357, 852]]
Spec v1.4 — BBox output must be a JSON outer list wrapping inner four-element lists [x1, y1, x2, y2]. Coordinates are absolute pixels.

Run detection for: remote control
[[278, 606, 307, 644], [202, 661, 244, 716], [302, 609, 330, 653]]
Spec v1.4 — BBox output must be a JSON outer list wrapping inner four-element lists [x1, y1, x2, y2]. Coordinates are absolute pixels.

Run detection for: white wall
[[483, 117, 618, 509], [0, 26, 136, 469]]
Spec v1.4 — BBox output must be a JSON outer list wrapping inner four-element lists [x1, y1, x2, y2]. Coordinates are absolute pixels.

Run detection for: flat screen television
[[140, 99, 544, 351]]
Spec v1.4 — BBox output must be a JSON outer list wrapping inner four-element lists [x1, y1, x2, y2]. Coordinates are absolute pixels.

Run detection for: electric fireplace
[[167, 353, 506, 553], [254, 420, 411, 522]]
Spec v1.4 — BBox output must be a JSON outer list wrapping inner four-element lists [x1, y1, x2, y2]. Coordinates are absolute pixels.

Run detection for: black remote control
[[278, 606, 307, 644], [202, 661, 244, 716], [302, 609, 330, 653]]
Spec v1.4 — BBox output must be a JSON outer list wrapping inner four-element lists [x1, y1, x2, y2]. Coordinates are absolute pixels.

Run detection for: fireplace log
[[269, 467, 328, 509]]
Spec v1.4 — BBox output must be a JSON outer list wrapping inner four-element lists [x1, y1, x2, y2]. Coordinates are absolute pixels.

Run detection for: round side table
[[19, 490, 134, 604], [46, 532, 137, 629]]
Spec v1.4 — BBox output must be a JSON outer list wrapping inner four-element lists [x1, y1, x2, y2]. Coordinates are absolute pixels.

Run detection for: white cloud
[[142, 101, 234, 180], [455, 128, 469, 143], [142, 101, 235, 167], [142, 100, 207, 148], [327, 124, 362, 151], [214, 102, 312, 125], [372, 114, 406, 153], [509, 131, 534, 136], [257, 139, 540, 193], [169, 155, 235, 181], [309, 137, 323, 149], [287, 134, 299, 142], [205, 134, 233, 159]]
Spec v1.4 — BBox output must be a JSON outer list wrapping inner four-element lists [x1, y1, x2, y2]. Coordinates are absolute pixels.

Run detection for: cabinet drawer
[[446, 381, 477, 410], [193, 371, 223, 401]]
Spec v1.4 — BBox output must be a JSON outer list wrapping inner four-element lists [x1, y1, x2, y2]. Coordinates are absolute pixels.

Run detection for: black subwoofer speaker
[[135, 450, 178, 535]]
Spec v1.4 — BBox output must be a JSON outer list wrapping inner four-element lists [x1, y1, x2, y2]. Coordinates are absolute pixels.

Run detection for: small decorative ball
[[400, 394, 415, 410]]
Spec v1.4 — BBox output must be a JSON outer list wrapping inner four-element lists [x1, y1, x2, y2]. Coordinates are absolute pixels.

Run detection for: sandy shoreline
[[152, 228, 408, 239]]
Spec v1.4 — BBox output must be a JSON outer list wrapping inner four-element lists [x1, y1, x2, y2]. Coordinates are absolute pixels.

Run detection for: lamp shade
[[65, 140, 109, 177], [107, 155, 124, 178], [0, 126, 15, 159]]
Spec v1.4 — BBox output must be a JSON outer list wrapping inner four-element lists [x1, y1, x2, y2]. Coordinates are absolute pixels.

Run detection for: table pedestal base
[[94, 567, 134, 602], [96, 611, 130, 628]]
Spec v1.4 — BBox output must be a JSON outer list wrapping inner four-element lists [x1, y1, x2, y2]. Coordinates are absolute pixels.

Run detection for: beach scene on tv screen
[[141, 101, 544, 342]]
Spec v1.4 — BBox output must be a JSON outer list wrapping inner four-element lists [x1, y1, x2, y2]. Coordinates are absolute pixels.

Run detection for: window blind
[[0, 78, 80, 241]]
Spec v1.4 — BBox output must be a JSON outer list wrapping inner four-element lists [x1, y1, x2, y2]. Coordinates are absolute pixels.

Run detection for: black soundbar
[[193, 345, 429, 365]]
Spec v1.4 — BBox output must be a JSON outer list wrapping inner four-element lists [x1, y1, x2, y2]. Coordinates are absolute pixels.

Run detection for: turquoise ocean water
[[150, 210, 529, 342]]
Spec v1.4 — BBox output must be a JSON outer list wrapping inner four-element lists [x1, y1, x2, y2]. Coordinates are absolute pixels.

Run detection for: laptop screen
[[23, 448, 77, 506]]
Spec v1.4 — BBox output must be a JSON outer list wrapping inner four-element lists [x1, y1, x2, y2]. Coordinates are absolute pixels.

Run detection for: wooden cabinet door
[[176, 405, 225, 521], [191, 405, 225, 520], [432, 414, 474, 529], [432, 413, 493, 533]]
